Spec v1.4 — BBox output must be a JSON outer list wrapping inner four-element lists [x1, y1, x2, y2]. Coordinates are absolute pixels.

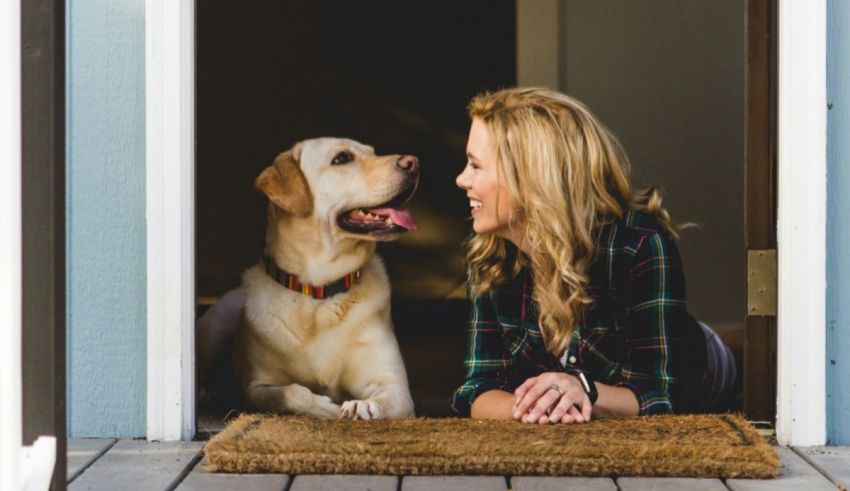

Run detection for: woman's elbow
[[470, 389, 516, 420]]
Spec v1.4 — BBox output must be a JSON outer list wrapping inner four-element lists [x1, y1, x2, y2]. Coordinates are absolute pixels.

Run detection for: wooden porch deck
[[67, 438, 849, 490]]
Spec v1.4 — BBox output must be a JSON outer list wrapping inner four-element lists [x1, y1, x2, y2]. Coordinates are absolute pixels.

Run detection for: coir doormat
[[202, 413, 779, 478]]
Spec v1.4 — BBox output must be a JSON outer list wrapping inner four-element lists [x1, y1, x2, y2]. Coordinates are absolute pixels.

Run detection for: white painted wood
[[178, 471, 290, 490], [402, 476, 507, 491], [21, 436, 57, 491], [516, 0, 560, 88], [291, 475, 398, 491], [67, 438, 116, 483], [511, 476, 617, 490], [145, 0, 196, 442], [69, 440, 202, 491], [793, 446, 850, 489], [776, 0, 828, 446], [726, 447, 835, 490], [0, 0, 23, 488], [618, 477, 726, 490]]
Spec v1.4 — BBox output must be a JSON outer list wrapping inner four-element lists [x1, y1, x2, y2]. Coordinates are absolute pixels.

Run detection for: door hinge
[[747, 249, 777, 316]]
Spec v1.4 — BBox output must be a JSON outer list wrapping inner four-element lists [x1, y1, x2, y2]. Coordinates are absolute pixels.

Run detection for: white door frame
[[145, 0, 196, 441], [775, 0, 827, 446], [1, 0, 24, 483], [145, 1, 827, 444]]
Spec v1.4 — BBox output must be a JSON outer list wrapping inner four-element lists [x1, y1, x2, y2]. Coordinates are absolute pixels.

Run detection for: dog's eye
[[331, 151, 354, 166]]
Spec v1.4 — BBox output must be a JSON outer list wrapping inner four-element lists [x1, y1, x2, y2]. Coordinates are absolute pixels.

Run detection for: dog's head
[[256, 138, 419, 242]]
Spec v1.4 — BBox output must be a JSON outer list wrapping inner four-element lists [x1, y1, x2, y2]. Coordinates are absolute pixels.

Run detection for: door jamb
[[775, 0, 827, 446], [145, 0, 196, 441]]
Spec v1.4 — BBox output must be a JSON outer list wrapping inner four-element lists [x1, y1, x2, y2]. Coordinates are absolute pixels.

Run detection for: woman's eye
[[331, 151, 354, 165]]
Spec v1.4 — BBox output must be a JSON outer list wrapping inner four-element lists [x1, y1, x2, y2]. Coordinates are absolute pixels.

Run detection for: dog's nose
[[396, 155, 419, 174]]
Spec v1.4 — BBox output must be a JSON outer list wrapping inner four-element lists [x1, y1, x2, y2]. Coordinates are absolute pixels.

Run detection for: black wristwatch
[[566, 368, 598, 405]]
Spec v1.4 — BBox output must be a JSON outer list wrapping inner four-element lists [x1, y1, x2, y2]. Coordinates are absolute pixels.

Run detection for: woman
[[451, 87, 737, 424]]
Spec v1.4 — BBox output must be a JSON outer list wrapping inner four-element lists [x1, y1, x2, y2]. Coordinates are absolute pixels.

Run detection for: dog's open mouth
[[337, 184, 418, 235]]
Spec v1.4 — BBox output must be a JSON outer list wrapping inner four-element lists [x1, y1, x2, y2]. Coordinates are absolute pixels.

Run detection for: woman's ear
[[254, 148, 314, 218]]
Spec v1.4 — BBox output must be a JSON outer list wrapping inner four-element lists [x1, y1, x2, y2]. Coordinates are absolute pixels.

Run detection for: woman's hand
[[512, 372, 592, 425]]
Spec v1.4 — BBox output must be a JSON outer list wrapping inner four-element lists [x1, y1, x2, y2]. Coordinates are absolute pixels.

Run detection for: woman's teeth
[[470, 199, 483, 209]]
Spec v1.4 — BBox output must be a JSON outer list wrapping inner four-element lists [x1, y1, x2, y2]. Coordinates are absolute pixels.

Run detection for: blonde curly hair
[[465, 87, 677, 356]]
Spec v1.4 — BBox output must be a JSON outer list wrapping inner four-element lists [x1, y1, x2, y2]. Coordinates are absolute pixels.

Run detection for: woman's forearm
[[470, 390, 516, 420], [592, 382, 640, 419]]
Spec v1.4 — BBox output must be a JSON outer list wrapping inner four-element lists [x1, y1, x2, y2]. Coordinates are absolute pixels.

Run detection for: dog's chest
[[241, 261, 390, 388], [246, 285, 372, 362]]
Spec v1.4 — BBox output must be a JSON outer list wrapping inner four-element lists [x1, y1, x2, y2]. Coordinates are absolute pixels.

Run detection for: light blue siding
[[827, 0, 850, 445], [66, 0, 146, 437]]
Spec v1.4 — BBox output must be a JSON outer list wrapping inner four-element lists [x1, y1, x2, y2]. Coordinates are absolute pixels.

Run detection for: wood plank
[[20, 0, 67, 489], [402, 476, 507, 491], [290, 475, 398, 491], [178, 471, 289, 490], [744, 317, 777, 422], [68, 439, 202, 491], [67, 438, 115, 482], [743, 0, 778, 423], [745, 0, 777, 251], [511, 476, 617, 490], [793, 446, 850, 489], [618, 477, 726, 490], [726, 446, 836, 490]]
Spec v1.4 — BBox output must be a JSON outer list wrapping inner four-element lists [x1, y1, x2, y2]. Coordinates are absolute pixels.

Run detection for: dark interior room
[[196, 0, 517, 424]]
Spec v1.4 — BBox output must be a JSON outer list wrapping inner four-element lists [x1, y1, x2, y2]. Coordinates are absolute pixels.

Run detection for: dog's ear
[[255, 148, 313, 217]]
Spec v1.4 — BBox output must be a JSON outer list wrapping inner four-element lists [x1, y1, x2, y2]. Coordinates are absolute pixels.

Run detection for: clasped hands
[[512, 371, 592, 425]]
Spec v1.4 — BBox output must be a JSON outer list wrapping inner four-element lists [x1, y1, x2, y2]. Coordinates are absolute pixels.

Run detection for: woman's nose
[[456, 168, 469, 190]]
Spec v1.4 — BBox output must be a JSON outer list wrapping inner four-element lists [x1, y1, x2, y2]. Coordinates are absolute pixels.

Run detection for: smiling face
[[456, 118, 521, 243]]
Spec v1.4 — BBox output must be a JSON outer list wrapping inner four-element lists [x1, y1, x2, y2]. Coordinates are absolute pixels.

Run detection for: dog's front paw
[[339, 399, 383, 420], [310, 394, 342, 419]]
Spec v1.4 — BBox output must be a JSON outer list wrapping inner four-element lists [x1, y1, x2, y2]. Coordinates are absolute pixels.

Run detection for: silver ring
[[548, 383, 562, 396]]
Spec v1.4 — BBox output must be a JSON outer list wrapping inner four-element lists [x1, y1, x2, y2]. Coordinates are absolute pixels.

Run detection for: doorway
[[194, 0, 754, 429]]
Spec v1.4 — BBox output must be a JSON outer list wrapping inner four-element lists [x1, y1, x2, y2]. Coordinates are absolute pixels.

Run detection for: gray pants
[[695, 322, 738, 412]]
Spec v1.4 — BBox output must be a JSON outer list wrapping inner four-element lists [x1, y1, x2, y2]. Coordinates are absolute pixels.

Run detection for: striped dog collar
[[262, 254, 361, 299]]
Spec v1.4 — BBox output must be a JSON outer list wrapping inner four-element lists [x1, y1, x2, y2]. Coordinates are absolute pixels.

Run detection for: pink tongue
[[369, 207, 418, 231]]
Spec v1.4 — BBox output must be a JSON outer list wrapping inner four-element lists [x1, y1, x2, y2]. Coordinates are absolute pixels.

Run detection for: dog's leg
[[339, 381, 414, 420], [339, 340, 415, 420], [246, 382, 341, 419], [196, 288, 244, 399]]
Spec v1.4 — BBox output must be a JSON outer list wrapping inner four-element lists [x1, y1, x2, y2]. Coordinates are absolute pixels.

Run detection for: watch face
[[570, 369, 597, 405], [577, 372, 591, 393]]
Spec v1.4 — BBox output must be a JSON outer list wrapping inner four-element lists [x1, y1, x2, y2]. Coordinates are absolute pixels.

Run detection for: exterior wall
[[66, 0, 146, 437], [827, 0, 850, 445]]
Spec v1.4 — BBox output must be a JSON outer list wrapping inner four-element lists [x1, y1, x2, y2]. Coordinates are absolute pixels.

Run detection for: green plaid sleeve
[[615, 231, 687, 415], [451, 292, 513, 416]]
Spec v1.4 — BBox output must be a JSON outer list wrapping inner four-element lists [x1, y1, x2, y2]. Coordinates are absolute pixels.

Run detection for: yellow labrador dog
[[199, 138, 418, 420]]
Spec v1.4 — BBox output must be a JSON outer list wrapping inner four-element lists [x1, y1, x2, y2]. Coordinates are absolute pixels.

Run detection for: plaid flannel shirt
[[452, 210, 691, 416]]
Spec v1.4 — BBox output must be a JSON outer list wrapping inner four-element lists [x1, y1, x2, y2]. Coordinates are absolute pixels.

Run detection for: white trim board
[[145, 0, 196, 441], [776, 0, 827, 445], [0, 0, 24, 485]]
